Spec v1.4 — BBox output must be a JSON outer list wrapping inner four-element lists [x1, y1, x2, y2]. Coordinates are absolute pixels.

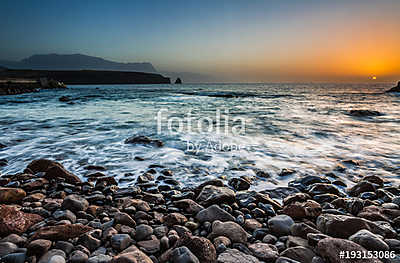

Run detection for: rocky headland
[[387, 82, 400, 93], [0, 78, 67, 96], [0, 157, 399, 263]]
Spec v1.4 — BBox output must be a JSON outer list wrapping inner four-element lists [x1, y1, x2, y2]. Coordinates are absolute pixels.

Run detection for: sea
[[0, 83, 399, 190]]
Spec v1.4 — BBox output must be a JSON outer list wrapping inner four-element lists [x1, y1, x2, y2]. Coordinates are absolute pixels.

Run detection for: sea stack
[[175, 77, 182, 84], [386, 81, 400, 92]]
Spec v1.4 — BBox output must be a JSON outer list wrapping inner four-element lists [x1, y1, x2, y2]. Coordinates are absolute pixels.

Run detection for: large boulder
[[0, 205, 43, 236], [26, 159, 81, 184]]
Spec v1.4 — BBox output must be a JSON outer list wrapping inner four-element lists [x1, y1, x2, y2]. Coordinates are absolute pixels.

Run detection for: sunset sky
[[1, 0, 400, 82]]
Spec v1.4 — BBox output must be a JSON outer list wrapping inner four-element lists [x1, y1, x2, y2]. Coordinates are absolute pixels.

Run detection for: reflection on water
[[0, 83, 399, 190]]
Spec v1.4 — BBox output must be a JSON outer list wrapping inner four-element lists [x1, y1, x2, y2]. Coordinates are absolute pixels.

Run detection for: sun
[[372, 76, 377, 80]]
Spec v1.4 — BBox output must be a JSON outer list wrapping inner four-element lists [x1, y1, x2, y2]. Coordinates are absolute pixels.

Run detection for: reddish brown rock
[[163, 213, 188, 227], [178, 234, 217, 263], [30, 224, 93, 241], [283, 200, 322, 219], [0, 205, 43, 236], [26, 159, 81, 184], [317, 237, 382, 263], [0, 188, 26, 204]]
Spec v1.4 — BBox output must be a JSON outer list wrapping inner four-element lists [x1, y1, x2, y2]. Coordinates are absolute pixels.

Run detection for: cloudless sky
[[1, 0, 399, 82]]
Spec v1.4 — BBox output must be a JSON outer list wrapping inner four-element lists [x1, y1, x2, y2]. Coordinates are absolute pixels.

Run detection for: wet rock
[[349, 229, 389, 251], [0, 188, 26, 203], [280, 246, 315, 263], [290, 223, 321, 239], [348, 181, 376, 197], [114, 212, 136, 228], [53, 210, 76, 223], [163, 213, 187, 227], [178, 234, 216, 263], [26, 159, 81, 184], [31, 224, 93, 241], [171, 246, 200, 263], [307, 233, 329, 246], [111, 245, 152, 263], [111, 234, 132, 252], [54, 241, 73, 255], [135, 224, 153, 241], [84, 165, 106, 171], [268, 215, 294, 236], [0, 205, 43, 236], [69, 250, 88, 263], [124, 135, 163, 147], [217, 249, 260, 263], [282, 200, 322, 219], [248, 243, 279, 262], [349, 110, 382, 117], [244, 219, 262, 232], [0, 234, 27, 246], [37, 249, 66, 263], [27, 239, 52, 256], [307, 183, 341, 196], [62, 195, 89, 212], [0, 242, 18, 257], [386, 81, 400, 92], [209, 220, 248, 243], [88, 255, 112, 263], [78, 232, 101, 251], [228, 177, 251, 191], [1, 252, 27, 263], [137, 239, 160, 254], [275, 257, 301, 263], [174, 199, 204, 214], [317, 237, 382, 263], [279, 168, 296, 177], [316, 213, 394, 239], [196, 204, 235, 223], [196, 185, 235, 206]]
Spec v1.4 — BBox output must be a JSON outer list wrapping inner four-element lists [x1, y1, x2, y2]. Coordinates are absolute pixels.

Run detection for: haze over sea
[[0, 83, 399, 190]]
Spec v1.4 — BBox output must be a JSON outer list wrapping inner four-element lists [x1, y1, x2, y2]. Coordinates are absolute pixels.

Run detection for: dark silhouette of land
[[0, 69, 171, 85], [0, 53, 156, 72]]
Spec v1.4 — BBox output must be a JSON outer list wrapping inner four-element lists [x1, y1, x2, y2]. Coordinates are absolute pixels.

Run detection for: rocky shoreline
[[0, 79, 67, 96], [0, 159, 399, 263]]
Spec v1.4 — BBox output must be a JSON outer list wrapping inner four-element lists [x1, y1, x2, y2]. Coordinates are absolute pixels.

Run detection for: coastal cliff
[[0, 69, 171, 85]]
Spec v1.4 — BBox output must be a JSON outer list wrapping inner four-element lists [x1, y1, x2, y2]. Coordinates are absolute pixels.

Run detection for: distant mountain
[[0, 54, 157, 72]]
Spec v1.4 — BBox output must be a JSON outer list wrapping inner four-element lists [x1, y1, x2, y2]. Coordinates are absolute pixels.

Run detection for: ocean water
[[0, 83, 399, 190]]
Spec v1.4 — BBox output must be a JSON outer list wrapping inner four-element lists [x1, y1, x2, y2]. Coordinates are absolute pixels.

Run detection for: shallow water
[[0, 83, 399, 190]]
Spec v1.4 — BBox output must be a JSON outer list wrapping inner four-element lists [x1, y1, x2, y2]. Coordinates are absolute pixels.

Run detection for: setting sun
[[372, 76, 377, 80]]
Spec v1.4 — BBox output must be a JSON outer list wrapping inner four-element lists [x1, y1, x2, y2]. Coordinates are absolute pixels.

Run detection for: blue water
[[0, 83, 399, 190]]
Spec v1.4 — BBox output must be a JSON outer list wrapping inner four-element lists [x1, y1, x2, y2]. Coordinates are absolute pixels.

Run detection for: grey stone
[[268, 215, 294, 236], [171, 246, 200, 263]]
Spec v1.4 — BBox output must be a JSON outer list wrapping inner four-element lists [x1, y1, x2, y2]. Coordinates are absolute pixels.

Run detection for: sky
[[1, 0, 400, 82]]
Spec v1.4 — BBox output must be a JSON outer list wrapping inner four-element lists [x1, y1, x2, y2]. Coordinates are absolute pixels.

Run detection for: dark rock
[[268, 215, 294, 236], [111, 234, 132, 252], [135, 224, 153, 241], [317, 237, 382, 263], [174, 199, 204, 214], [282, 200, 322, 219], [26, 159, 81, 184], [349, 229, 389, 251], [386, 81, 400, 92], [248, 243, 279, 262], [1, 252, 27, 263], [228, 177, 250, 191], [348, 181, 376, 197], [175, 78, 182, 84], [114, 212, 136, 228], [124, 136, 163, 147], [208, 220, 248, 243], [196, 185, 235, 206], [37, 249, 66, 263], [171, 246, 199, 263], [196, 204, 235, 223], [0, 205, 43, 236], [280, 246, 315, 263], [27, 239, 52, 256], [69, 250, 88, 263], [30, 224, 93, 241], [61, 195, 89, 213], [0, 234, 27, 246], [0, 188, 26, 203], [163, 213, 187, 227], [0, 242, 18, 257], [348, 110, 382, 117]]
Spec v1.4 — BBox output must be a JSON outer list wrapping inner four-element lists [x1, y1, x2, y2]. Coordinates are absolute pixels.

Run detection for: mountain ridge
[[0, 53, 157, 73]]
